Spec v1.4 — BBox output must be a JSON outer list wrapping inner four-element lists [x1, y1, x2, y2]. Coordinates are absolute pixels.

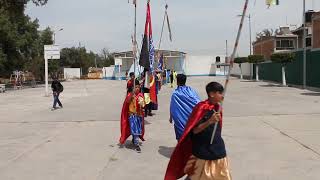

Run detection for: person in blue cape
[[169, 74, 201, 141]]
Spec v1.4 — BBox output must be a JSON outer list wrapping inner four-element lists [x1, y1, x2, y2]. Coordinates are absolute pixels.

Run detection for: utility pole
[[237, 13, 252, 79], [249, 14, 252, 56], [303, 0, 307, 89], [226, 40, 228, 59]]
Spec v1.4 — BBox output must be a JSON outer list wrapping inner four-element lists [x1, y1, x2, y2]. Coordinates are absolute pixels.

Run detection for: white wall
[[103, 66, 126, 79], [165, 57, 184, 73], [184, 55, 227, 76], [230, 63, 252, 78], [121, 58, 133, 72], [103, 67, 115, 78], [64, 68, 81, 79]]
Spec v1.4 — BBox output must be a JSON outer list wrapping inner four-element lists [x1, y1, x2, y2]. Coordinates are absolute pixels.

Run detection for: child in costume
[[119, 83, 145, 152], [165, 81, 232, 180]]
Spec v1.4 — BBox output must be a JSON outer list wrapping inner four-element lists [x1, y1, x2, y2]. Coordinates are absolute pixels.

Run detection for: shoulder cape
[[164, 100, 222, 180], [119, 92, 145, 144]]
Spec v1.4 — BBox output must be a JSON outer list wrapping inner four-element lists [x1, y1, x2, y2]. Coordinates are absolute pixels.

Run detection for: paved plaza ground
[[0, 76, 319, 180]]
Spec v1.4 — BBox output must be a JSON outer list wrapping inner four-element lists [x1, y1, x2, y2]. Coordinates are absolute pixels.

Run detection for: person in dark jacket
[[51, 77, 63, 110]]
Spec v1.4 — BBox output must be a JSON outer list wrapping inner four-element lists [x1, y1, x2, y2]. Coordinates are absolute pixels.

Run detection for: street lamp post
[[53, 28, 64, 44], [237, 14, 252, 55], [238, 14, 252, 79]]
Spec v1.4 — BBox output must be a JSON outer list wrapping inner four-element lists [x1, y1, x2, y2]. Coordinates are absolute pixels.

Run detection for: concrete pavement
[[0, 77, 319, 180]]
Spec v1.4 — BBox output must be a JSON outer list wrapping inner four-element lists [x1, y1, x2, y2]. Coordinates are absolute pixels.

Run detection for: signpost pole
[[44, 45, 60, 97], [45, 57, 49, 96]]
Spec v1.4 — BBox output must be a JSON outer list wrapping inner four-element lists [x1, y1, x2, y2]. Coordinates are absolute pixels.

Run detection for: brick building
[[253, 10, 320, 59], [253, 27, 298, 59], [312, 12, 320, 48]]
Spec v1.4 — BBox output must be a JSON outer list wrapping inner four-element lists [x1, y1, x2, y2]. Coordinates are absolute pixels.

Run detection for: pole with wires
[[210, 0, 250, 144], [158, 4, 168, 51]]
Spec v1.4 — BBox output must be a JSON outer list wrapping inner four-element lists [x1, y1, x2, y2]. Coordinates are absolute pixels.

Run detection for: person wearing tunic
[[119, 83, 145, 153]]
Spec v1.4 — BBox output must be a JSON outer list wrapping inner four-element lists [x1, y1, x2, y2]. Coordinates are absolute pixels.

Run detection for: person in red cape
[[119, 82, 145, 152], [126, 72, 135, 94], [164, 82, 232, 180]]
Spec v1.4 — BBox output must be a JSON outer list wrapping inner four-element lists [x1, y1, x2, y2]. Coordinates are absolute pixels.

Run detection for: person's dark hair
[[134, 79, 140, 86], [176, 74, 187, 86], [129, 72, 134, 78], [206, 82, 224, 95]]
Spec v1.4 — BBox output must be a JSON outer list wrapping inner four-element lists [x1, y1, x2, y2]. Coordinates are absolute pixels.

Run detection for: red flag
[[139, 3, 151, 70]]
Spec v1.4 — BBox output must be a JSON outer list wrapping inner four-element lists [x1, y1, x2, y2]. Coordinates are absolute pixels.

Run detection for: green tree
[[234, 57, 248, 79], [270, 53, 295, 65], [0, 0, 49, 78], [23, 27, 53, 80], [100, 48, 114, 67], [270, 52, 295, 86], [248, 55, 264, 64], [60, 47, 97, 75], [248, 55, 265, 81], [0, 48, 7, 74]]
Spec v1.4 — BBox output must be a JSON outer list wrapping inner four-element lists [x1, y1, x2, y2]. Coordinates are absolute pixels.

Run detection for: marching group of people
[[119, 71, 232, 180]]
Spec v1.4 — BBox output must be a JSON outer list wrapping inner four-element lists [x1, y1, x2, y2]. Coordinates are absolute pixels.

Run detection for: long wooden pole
[[210, 0, 250, 144]]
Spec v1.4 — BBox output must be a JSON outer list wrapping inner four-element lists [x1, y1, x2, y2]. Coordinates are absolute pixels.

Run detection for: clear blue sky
[[26, 0, 319, 56]]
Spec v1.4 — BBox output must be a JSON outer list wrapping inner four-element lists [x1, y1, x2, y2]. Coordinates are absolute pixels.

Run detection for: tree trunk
[[255, 65, 259, 81], [240, 64, 243, 79], [282, 65, 286, 86]]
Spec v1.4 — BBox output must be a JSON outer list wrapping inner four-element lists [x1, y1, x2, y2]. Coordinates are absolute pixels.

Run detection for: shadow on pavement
[[301, 92, 320, 96], [144, 120, 151, 125], [240, 80, 256, 82], [118, 140, 143, 150], [259, 84, 284, 87], [158, 146, 175, 158]]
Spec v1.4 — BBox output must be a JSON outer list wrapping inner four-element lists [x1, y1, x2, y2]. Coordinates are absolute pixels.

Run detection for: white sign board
[[114, 58, 122, 66], [44, 45, 60, 59]]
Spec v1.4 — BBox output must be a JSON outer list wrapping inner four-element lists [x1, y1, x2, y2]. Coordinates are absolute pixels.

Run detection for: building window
[[306, 37, 312, 47], [276, 39, 295, 50]]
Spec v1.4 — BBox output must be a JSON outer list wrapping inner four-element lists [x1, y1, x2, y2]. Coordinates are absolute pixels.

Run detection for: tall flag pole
[[158, 4, 167, 51], [157, 4, 173, 71], [210, 0, 250, 144], [147, 1, 157, 107], [138, 0, 158, 109], [148, 2, 155, 74], [133, 0, 137, 86], [139, 1, 151, 71], [166, 4, 173, 42], [129, 0, 138, 87], [139, 1, 155, 74]]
